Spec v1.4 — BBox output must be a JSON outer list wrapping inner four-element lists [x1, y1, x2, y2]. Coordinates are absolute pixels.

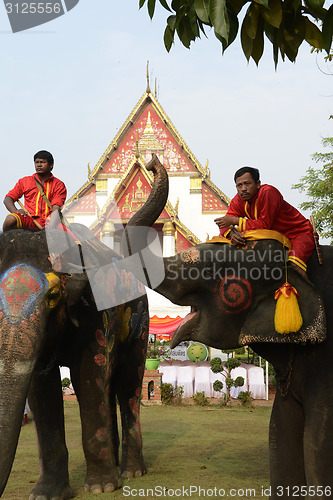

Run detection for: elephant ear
[[239, 270, 326, 345]]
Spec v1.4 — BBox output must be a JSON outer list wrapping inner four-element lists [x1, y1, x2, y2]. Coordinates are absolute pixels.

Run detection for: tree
[[139, 0, 333, 67], [210, 356, 245, 405], [293, 136, 333, 242]]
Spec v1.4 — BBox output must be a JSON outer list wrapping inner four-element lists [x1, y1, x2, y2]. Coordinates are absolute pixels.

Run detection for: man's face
[[35, 158, 52, 176], [235, 172, 261, 201]]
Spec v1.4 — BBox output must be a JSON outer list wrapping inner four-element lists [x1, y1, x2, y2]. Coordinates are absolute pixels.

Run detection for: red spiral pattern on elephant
[[216, 276, 253, 314]]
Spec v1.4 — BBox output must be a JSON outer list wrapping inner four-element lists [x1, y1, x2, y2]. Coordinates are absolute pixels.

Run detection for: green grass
[[3, 402, 272, 499]]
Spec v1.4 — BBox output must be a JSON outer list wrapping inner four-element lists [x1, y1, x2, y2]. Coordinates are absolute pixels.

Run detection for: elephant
[[0, 223, 149, 499], [124, 155, 333, 498]]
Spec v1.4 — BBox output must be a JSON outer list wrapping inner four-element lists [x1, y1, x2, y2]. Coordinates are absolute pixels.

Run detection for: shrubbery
[[161, 383, 184, 405]]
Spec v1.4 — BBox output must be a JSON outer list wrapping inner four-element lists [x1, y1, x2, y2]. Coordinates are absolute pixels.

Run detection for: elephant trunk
[[126, 154, 169, 230], [0, 312, 47, 495], [0, 368, 34, 495]]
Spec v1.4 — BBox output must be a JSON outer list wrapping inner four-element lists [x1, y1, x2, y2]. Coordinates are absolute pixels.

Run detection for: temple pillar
[[162, 220, 176, 257], [101, 221, 115, 249]]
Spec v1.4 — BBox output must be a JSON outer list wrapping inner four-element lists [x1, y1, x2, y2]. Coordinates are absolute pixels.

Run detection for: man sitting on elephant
[[214, 166, 315, 276], [3, 150, 67, 232]]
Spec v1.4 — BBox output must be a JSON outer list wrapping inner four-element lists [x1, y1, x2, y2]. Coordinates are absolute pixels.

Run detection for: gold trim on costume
[[12, 213, 22, 228], [288, 255, 307, 271], [208, 229, 291, 249]]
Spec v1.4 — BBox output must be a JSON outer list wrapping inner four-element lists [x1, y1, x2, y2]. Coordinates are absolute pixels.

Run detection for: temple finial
[[146, 61, 151, 94], [88, 163, 93, 181]]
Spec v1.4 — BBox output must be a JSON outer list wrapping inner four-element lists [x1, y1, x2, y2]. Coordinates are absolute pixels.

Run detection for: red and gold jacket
[[220, 184, 312, 240], [6, 173, 67, 224]]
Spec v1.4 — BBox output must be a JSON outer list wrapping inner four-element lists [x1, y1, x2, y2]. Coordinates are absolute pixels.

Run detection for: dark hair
[[34, 150, 54, 167], [234, 166, 260, 183]]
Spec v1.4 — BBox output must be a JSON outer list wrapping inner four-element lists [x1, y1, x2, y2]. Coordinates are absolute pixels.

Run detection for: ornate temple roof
[[66, 82, 230, 246]]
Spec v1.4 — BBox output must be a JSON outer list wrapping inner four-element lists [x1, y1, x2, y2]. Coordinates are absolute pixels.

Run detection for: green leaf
[[159, 0, 172, 11], [228, 0, 247, 15], [260, 0, 282, 29], [304, 0, 325, 9], [194, 0, 210, 23], [167, 14, 177, 30], [253, 0, 269, 7], [197, 18, 208, 37], [176, 15, 196, 48], [304, 17, 323, 49], [210, 0, 230, 42], [148, 0, 156, 18], [292, 0, 301, 13], [139, 0, 147, 8], [189, 4, 200, 37], [251, 20, 264, 64], [164, 25, 175, 51], [241, 20, 254, 60], [243, 3, 260, 39], [225, 6, 239, 47], [322, 4, 333, 53]]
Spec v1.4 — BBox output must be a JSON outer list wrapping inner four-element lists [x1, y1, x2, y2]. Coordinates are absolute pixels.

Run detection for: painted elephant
[[125, 155, 333, 498], [0, 224, 149, 499]]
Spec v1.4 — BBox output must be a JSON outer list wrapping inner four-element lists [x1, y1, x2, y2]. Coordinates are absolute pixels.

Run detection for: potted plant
[[145, 341, 170, 370]]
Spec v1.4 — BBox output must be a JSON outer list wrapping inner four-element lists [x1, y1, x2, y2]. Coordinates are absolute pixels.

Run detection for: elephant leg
[[70, 349, 121, 494], [303, 398, 333, 490], [28, 362, 74, 500], [269, 390, 306, 499], [116, 351, 146, 478]]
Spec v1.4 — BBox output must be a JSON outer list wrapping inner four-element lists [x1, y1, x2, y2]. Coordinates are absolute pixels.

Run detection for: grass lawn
[[3, 401, 272, 499]]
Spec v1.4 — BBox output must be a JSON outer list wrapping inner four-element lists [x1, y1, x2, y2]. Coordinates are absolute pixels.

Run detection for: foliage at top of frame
[[139, 0, 333, 67]]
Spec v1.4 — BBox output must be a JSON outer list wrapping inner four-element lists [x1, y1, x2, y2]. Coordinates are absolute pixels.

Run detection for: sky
[[0, 0, 332, 241]]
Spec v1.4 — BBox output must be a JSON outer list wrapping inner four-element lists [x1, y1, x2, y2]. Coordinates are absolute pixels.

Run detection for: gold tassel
[[274, 282, 303, 334]]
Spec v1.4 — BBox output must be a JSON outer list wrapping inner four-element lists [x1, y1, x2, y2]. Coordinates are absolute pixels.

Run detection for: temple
[[65, 78, 230, 341]]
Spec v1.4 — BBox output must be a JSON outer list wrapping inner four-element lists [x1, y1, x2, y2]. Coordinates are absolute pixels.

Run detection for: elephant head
[[0, 227, 101, 495], [125, 155, 326, 351]]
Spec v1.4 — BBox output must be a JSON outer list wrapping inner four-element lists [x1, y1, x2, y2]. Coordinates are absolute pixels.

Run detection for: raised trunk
[[126, 154, 169, 229], [123, 155, 170, 290]]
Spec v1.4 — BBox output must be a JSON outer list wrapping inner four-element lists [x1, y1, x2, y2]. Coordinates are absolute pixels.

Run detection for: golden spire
[[143, 111, 155, 136], [146, 61, 151, 94]]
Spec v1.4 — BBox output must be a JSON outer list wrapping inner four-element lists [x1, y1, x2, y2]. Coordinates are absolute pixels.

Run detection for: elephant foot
[[29, 480, 74, 500], [84, 471, 121, 494], [121, 468, 146, 479], [121, 458, 147, 479]]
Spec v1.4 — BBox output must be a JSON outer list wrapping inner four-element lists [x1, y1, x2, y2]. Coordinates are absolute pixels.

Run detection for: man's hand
[[17, 209, 26, 217], [230, 232, 246, 246], [214, 215, 239, 229]]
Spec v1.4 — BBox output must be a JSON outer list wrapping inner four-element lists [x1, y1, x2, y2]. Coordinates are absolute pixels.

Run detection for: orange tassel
[[274, 282, 303, 334]]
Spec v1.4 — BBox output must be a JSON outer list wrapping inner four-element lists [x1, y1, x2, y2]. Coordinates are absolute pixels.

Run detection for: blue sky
[[0, 0, 332, 240]]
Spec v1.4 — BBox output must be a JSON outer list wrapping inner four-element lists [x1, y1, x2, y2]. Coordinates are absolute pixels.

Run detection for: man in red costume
[[3, 150, 67, 231], [214, 166, 315, 275]]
